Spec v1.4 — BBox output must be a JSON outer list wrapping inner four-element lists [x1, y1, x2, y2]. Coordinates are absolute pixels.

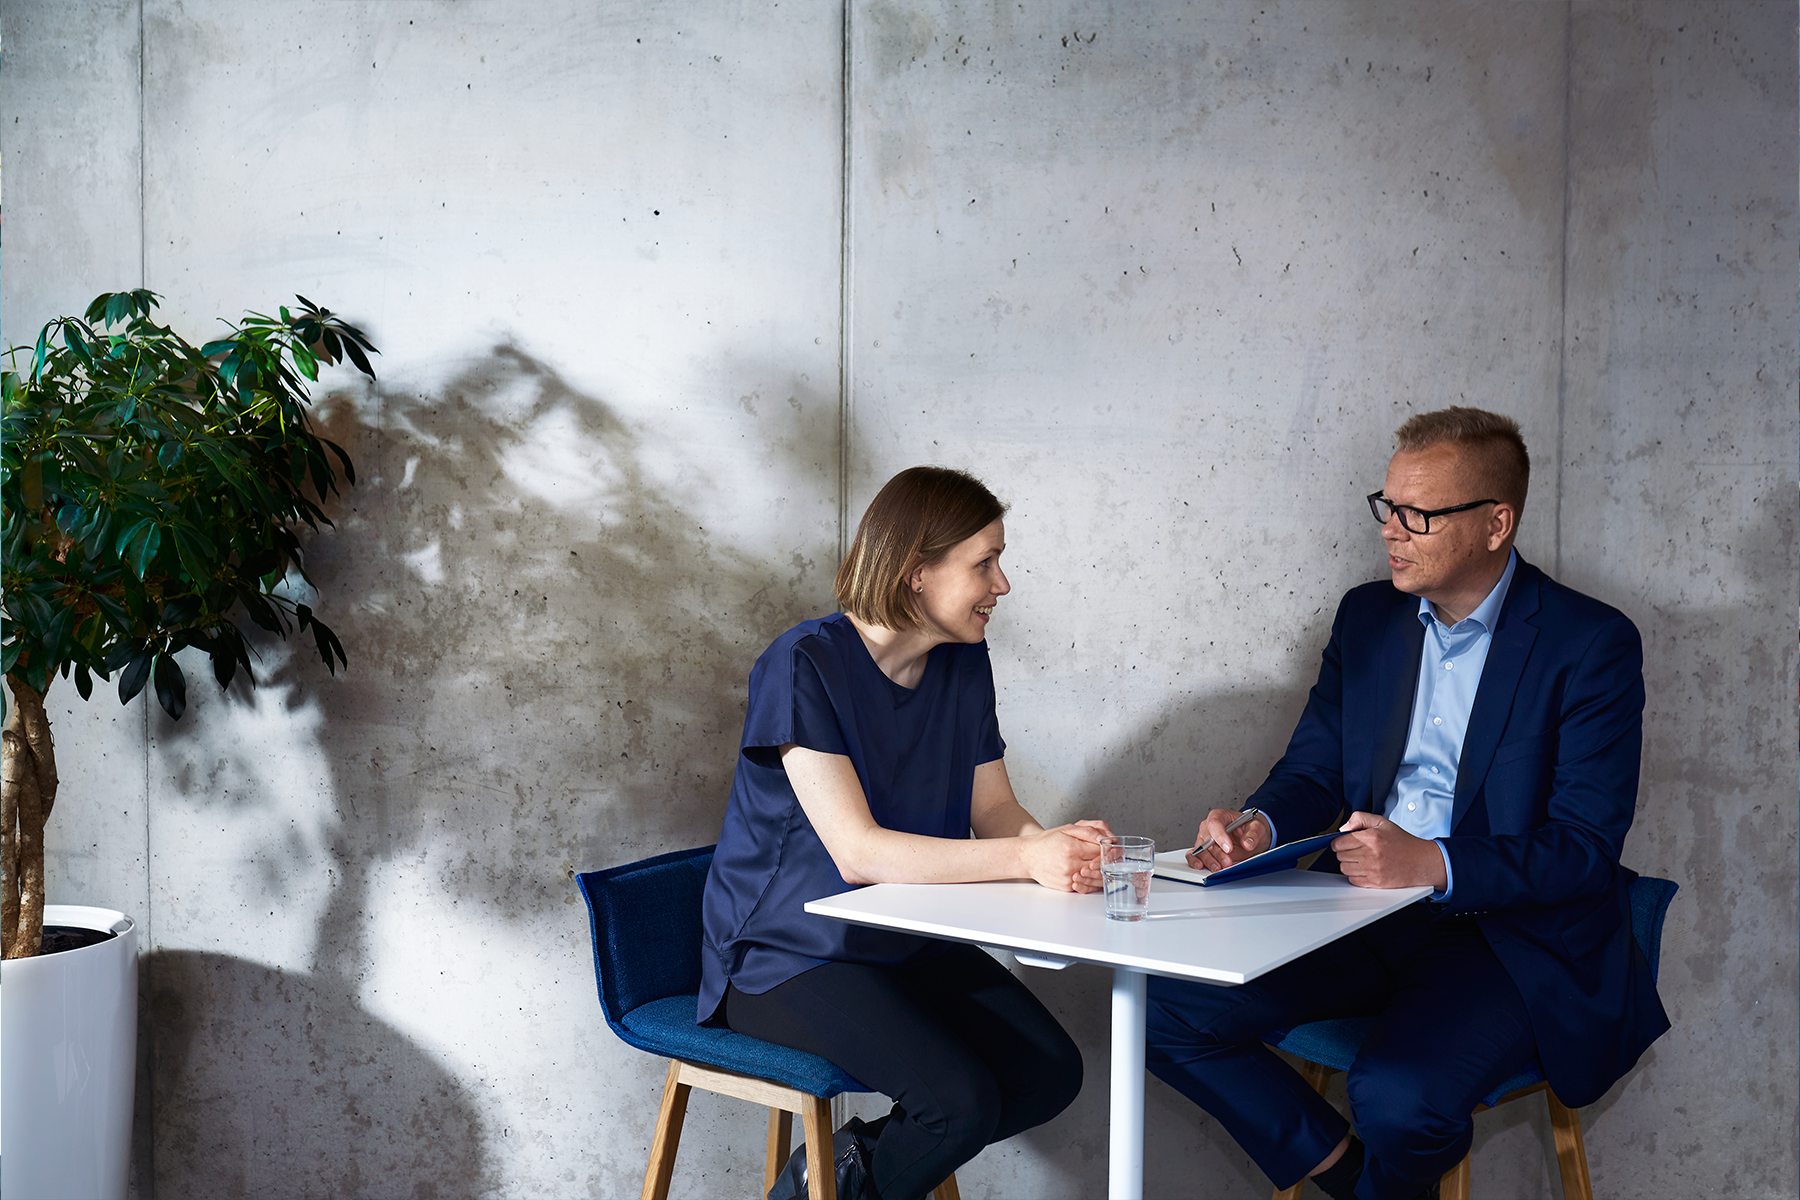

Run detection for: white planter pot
[[2, 905, 138, 1200]]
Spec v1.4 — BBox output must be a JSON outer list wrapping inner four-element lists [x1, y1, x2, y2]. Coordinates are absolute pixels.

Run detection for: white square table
[[807, 870, 1430, 1200]]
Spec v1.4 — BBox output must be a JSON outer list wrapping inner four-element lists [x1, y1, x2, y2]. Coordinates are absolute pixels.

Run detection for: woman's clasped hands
[[1021, 818, 1115, 893]]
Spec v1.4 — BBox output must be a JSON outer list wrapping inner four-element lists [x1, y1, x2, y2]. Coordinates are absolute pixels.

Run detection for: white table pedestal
[[1109, 966, 1148, 1200]]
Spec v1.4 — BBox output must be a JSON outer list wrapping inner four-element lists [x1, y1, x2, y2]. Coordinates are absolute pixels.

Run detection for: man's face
[[1379, 443, 1511, 614]]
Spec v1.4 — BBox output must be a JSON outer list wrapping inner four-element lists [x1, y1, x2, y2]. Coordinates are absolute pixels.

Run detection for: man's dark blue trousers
[[1144, 903, 1537, 1200]]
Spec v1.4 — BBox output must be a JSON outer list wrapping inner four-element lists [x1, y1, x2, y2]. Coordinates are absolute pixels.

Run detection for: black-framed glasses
[[1366, 491, 1498, 534]]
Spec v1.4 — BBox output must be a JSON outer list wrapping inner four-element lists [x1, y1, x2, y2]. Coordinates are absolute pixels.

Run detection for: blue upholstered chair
[[577, 846, 961, 1200], [1267, 875, 1677, 1200]]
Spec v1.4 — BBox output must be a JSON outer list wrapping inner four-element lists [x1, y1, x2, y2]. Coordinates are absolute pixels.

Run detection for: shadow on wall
[[142, 344, 837, 1195], [141, 949, 490, 1199], [1072, 681, 1320, 845]]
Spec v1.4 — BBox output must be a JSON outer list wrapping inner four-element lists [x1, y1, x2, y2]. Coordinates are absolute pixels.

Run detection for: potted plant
[[0, 290, 376, 1199]]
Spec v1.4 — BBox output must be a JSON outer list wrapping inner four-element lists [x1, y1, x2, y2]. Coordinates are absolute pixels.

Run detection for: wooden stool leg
[[766, 1107, 795, 1194], [1439, 1153, 1471, 1200], [1299, 1059, 1334, 1096], [801, 1094, 837, 1200], [930, 1171, 962, 1200], [1270, 1061, 1339, 1200], [1547, 1091, 1594, 1200], [641, 1060, 692, 1200]]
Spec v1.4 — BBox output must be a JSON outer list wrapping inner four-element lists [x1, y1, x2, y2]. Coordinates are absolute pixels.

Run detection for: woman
[[699, 466, 1108, 1200]]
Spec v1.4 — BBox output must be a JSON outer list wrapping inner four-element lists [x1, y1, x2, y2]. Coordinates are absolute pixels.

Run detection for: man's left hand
[[1332, 812, 1448, 891]]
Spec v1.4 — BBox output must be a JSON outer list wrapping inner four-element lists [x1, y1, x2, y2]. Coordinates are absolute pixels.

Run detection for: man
[[1145, 408, 1669, 1200]]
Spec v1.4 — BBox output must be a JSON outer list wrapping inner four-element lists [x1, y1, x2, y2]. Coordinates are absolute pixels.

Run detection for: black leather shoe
[[766, 1116, 879, 1200]]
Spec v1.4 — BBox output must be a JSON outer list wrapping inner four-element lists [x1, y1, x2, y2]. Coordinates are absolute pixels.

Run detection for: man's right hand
[[1185, 808, 1272, 872]]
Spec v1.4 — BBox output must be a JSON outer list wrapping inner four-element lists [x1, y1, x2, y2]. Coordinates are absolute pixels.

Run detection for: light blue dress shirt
[[1384, 549, 1518, 900]]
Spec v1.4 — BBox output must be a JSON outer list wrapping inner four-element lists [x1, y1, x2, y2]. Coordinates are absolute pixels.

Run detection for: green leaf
[[74, 663, 94, 701], [339, 336, 375, 379], [323, 439, 357, 486], [15, 591, 60, 637], [153, 653, 187, 719], [209, 629, 240, 688], [240, 591, 284, 634], [91, 592, 131, 629], [18, 658, 49, 696], [103, 292, 133, 328], [118, 649, 153, 704], [66, 324, 95, 369], [291, 340, 318, 382], [104, 641, 140, 672], [309, 616, 347, 674], [194, 440, 249, 492], [40, 605, 74, 655], [157, 440, 185, 470], [168, 523, 214, 585], [230, 625, 255, 682], [115, 516, 156, 558], [125, 521, 163, 580]]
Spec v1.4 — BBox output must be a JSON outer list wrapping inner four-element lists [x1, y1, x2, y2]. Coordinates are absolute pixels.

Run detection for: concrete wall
[[3, 2, 1792, 1196]]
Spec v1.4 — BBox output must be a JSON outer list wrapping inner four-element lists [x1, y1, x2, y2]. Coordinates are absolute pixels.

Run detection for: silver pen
[[1189, 808, 1265, 858]]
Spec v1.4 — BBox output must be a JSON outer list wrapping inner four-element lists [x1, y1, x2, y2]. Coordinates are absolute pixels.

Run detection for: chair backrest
[[577, 845, 716, 1030], [1628, 874, 1678, 983]]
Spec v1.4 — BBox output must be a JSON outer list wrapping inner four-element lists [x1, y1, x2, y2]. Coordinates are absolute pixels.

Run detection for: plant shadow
[[141, 343, 842, 1194], [139, 948, 490, 1199]]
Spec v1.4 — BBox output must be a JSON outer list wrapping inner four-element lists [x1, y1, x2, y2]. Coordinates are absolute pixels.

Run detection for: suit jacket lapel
[[1370, 599, 1425, 813], [1452, 561, 1543, 831]]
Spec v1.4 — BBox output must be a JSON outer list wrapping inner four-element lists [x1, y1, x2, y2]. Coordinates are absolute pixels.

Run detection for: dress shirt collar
[[1418, 548, 1518, 634]]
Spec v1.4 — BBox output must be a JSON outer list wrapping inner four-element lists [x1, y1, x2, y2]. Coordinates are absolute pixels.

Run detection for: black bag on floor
[[766, 1115, 880, 1200]]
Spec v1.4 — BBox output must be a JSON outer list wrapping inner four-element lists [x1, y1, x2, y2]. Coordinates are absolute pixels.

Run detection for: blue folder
[[1154, 830, 1339, 887]]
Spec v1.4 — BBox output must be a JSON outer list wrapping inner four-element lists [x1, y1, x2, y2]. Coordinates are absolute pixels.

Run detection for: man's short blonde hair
[[834, 467, 1007, 631], [1395, 407, 1530, 512]]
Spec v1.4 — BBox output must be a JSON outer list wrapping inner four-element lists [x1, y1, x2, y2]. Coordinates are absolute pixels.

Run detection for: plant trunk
[[2, 676, 57, 959]]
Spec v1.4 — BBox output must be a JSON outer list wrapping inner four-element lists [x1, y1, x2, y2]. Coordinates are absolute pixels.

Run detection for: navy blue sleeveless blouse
[[697, 614, 1005, 1024]]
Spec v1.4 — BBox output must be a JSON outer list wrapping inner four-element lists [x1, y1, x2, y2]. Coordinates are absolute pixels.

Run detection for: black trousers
[[1144, 905, 1537, 1200], [723, 943, 1083, 1200]]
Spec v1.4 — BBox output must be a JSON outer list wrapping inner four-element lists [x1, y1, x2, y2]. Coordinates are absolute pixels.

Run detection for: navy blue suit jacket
[[1247, 556, 1670, 1108]]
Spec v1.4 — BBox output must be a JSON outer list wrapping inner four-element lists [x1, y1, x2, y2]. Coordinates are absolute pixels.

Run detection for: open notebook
[[1152, 830, 1338, 887]]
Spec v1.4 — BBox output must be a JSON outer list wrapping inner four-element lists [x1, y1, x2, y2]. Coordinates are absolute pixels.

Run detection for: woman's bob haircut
[[834, 466, 1008, 631]]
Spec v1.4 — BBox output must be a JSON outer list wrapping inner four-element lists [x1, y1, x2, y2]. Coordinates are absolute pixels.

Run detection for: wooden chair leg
[[930, 1172, 962, 1200], [641, 1060, 692, 1200], [801, 1093, 837, 1200], [1439, 1153, 1471, 1200], [1547, 1090, 1594, 1200], [766, 1107, 795, 1194]]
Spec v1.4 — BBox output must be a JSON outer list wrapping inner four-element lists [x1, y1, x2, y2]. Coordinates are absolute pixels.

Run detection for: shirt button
[[1444, 662, 1454, 671], [1431, 766, 1440, 774], [1433, 717, 1443, 726], [1407, 802, 1417, 811]]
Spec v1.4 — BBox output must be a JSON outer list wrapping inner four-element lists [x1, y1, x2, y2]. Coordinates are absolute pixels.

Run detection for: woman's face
[[912, 518, 1010, 644]]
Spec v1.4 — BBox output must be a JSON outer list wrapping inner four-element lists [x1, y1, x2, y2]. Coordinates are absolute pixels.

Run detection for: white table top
[[807, 870, 1431, 986]]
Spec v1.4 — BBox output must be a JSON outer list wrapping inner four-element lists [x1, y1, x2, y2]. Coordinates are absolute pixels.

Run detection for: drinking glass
[[1101, 836, 1155, 921]]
